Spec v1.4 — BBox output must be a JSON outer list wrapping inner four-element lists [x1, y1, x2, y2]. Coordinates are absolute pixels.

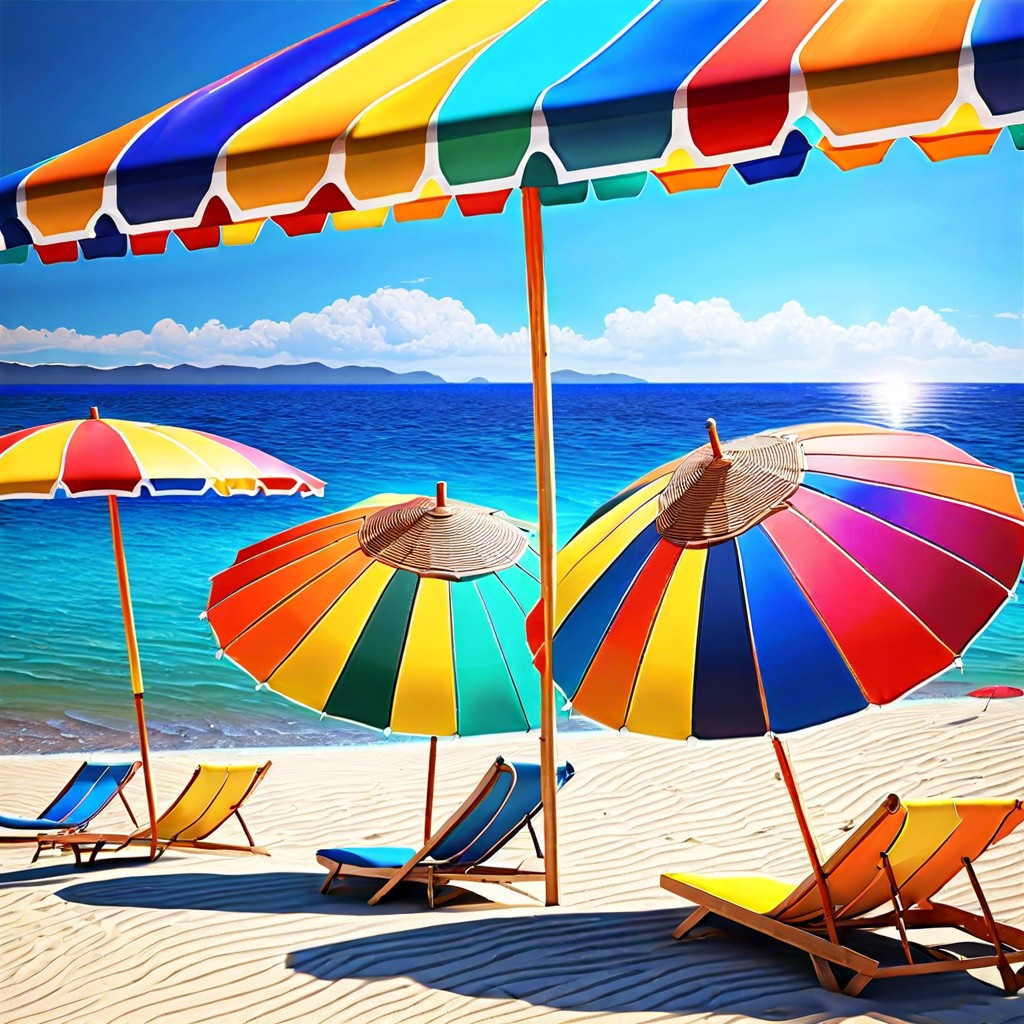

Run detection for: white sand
[[1, 699, 1022, 1024]]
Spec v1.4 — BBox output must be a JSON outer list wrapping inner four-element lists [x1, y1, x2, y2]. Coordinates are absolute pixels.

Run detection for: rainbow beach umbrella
[[3, 0, 1021, 901], [205, 483, 551, 841], [0, 407, 324, 856], [528, 419, 1024, 932]]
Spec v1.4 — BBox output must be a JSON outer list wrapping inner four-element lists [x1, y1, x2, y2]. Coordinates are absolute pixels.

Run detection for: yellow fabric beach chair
[[662, 796, 1024, 996], [45, 762, 272, 865]]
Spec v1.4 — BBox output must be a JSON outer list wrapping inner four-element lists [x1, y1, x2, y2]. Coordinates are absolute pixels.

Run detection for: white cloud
[[2, 289, 1021, 382], [995, 311, 1021, 319], [938, 306, 957, 313]]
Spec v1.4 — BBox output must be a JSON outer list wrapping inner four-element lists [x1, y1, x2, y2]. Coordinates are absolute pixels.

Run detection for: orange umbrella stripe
[[575, 538, 682, 730], [208, 520, 362, 608], [211, 535, 365, 646], [222, 550, 378, 683], [804, 455, 1024, 520]]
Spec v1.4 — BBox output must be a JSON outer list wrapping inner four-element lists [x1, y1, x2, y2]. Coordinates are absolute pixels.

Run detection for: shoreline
[[0, 691, 1001, 760]]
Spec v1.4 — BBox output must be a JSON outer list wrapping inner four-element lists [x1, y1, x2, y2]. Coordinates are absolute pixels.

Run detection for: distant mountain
[[464, 377, 491, 384], [552, 369, 646, 384], [0, 361, 446, 385]]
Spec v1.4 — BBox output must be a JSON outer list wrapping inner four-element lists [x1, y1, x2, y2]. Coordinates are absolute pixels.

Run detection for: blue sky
[[0, 0, 1021, 381]]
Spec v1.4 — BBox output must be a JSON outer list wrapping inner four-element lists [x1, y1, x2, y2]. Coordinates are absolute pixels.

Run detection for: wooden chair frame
[[41, 761, 272, 866], [318, 759, 551, 907], [663, 798, 1024, 997], [0, 761, 141, 859]]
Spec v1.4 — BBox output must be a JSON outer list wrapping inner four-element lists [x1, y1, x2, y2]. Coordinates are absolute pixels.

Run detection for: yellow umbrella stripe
[[221, 546, 376, 683], [557, 478, 664, 623], [224, 0, 541, 212], [146, 423, 264, 481], [389, 577, 457, 736], [623, 546, 708, 740], [267, 560, 394, 710], [108, 420, 222, 483], [0, 420, 77, 496]]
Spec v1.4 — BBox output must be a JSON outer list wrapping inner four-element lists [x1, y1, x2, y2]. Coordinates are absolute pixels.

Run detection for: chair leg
[[843, 972, 873, 997], [320, 866, 341, 895], [673, 906, 711, 940], [809, 955, 841, 993], [962, 857, 1020, 995]]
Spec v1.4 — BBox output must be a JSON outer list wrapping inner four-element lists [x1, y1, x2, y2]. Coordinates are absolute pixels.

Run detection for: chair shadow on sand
[[285, 909, 1024, 1022], [47, 869, 496, 918]]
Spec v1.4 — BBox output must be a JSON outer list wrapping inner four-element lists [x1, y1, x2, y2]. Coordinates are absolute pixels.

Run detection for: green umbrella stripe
[[451, 579, 527, 737], [476, 572, 540, 729], [323, 569, 420, 730]]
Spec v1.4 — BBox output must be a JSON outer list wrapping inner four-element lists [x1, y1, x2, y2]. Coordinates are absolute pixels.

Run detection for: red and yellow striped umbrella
[[0, 412, 324, 499], [0, 407, 324, 855]]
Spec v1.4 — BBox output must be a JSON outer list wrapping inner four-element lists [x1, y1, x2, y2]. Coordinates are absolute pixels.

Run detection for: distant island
[[0, 361, 445, 385], [0, 362, 648, 385], [551, 369, 646, 384]]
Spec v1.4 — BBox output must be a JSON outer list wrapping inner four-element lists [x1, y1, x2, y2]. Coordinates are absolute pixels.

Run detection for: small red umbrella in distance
[[968, 686, 1024, 712]]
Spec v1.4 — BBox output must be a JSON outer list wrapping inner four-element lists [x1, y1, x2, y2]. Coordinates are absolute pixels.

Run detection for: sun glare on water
[[874, 379, 919, 428]]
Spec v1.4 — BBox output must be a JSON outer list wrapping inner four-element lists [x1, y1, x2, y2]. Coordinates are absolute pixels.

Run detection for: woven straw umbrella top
[[358, 483, 528, 580], [657, 421, 804, 547]]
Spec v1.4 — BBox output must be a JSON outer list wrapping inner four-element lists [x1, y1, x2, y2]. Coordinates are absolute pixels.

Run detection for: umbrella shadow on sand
[[286, 909, 1024, 1023]]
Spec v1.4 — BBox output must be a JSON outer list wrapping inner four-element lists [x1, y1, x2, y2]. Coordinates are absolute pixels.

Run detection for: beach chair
[[0, 760, 141, 861], [317, 758, 574, 907], [662, 795, 1024, 996], [45, 762, 272, 865]]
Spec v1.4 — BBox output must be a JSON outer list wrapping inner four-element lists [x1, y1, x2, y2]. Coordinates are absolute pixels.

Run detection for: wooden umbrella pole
[[772, 736, 839, 944], [107, 495, 159, 860], [521, 186, 560, 906], [424, 735, 438, 844]]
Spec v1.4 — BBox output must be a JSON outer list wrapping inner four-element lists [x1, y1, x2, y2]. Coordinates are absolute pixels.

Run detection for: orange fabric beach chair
[[44, 762, 272, 865], [662, 796, 1024, 996]]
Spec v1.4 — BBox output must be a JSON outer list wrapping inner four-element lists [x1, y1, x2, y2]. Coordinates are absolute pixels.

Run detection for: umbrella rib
[[137, 424, 240, 495], [473, 580, 530, 732], [207, 524, 363, 614], [448, 582, 460, 737], [557, 486, 663, 623], [792, 484, 1016, 594], [230, 509, 366, 569], [52, 420, 80, 498], [733, 539, 773, 735], [262, 558, 383, 701], [784, 504, 957, 657], [804, 470, 1024, 526], [804, 467, 1022, 521], [217, 547, 369, 661], [755, 523, 874, 706], [381, 577, 420, 734], [618, 552, 678, 734]]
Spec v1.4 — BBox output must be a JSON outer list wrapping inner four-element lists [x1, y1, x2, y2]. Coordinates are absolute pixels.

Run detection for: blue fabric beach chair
[[317, 757, 574, 907], [0, 760, 141, 860]]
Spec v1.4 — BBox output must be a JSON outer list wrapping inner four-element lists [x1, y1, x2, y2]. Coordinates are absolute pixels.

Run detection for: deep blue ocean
[[0, 382, 1020, 755]]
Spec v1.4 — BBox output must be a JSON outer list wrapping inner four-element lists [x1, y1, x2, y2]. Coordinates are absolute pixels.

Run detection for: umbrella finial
[[89, 406, 100, 420], [431, 481, 454, 518], [706, 418, 725, 461]]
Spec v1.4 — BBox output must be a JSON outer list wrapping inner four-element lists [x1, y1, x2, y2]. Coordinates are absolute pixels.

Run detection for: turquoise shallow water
[[0, 382, 1020, 754]]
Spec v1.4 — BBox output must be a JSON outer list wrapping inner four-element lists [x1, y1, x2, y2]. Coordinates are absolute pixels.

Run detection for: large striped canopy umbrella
[[205, 484, 551, 840], [0, 408, 324, 855], [527, 418, 1024, 934], [2, 0, 1020, 901]]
